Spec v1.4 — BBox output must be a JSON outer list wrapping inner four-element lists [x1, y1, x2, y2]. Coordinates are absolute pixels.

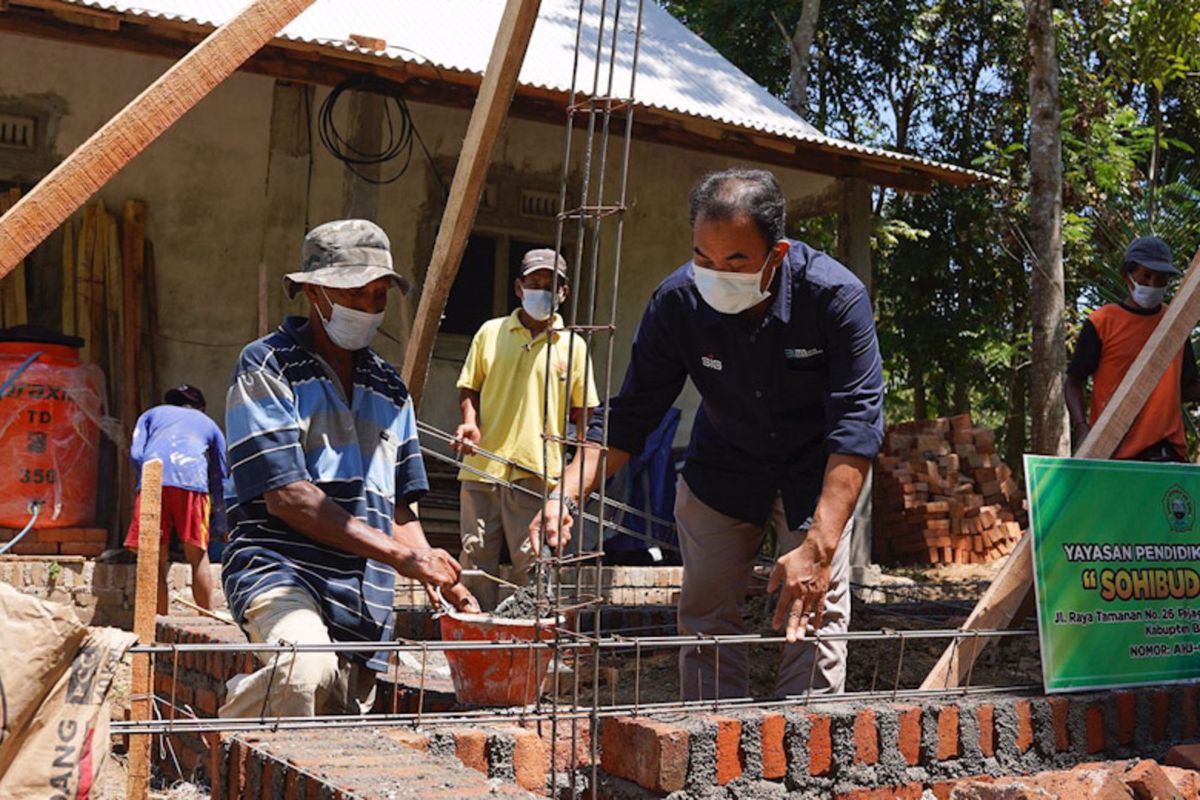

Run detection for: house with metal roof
[[0, 0, 990, 443]]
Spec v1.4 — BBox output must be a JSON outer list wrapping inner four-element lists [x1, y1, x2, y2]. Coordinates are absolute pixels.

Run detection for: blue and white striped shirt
[[221, 317, 427, 671]]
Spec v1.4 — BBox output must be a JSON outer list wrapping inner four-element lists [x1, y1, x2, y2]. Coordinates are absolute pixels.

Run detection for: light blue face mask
[[319, 288, 384, 350], [521, 289, 556, 321], [1130, 282, 1165, 309]]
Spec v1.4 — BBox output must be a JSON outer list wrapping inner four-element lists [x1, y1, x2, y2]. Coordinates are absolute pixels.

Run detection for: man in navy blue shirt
[[533, 169, 883, 699]]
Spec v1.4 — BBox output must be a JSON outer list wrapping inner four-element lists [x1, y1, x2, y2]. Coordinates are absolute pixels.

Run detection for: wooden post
[[402, 0, 543, 406], [0, 0, 317, 276], [922, 247, 1200, 690], [122, 200, 147, 434], [127, 458, 162, 800]]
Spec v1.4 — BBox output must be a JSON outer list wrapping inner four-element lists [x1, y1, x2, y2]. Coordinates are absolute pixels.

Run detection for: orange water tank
[[0, 333, 104, 528]]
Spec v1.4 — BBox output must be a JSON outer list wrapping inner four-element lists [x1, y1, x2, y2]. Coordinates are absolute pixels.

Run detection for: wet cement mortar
[[493, 586, 542, 620]]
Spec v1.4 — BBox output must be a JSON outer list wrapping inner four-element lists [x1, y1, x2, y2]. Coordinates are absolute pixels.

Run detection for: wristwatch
[[548, 490, 580, 517]]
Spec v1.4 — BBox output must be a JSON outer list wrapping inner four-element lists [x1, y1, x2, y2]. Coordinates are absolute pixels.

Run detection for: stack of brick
[[874, 414, 1028, 565], [0, 526, 107, 556]]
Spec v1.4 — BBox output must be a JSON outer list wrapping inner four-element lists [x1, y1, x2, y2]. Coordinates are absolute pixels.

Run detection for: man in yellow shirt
[[453, 249, 599, 607]]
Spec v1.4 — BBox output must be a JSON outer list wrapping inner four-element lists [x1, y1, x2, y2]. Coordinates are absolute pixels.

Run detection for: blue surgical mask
[[318, 288, 384, 350], [521, 289, 556, 321], [1130, 282, 1165, 309]]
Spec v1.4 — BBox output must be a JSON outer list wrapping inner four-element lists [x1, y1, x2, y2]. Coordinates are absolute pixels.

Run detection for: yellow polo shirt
[[457, 310, 599, 484]]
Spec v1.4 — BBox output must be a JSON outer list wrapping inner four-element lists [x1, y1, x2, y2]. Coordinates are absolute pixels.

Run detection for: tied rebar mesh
[[531, 1, 646, 794]]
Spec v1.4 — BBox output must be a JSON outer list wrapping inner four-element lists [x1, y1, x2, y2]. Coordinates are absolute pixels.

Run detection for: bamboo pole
[[0, 0, 318, 275], [127, 458, 163, 800]]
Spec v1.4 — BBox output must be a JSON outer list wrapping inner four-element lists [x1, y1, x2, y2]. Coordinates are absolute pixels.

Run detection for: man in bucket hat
[[220, 220, 477, 718], [1067, 235, 1200, 461]]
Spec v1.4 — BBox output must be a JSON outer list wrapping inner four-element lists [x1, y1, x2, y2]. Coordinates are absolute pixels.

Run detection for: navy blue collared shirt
[[593, 240, 884, 529]]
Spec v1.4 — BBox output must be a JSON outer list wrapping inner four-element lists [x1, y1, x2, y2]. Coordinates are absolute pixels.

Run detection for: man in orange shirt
[[1066, 235, 1200, 461]]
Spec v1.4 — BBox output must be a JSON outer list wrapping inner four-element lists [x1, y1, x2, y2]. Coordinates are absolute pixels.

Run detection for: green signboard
[[1026, 455, 1200, 692]]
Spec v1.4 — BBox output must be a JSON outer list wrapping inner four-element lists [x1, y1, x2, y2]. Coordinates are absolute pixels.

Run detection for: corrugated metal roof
[[49, 0, 995, 185]]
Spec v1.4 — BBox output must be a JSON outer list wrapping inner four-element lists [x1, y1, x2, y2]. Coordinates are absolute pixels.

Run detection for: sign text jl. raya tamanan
[[1026, 455, 1200, 692]]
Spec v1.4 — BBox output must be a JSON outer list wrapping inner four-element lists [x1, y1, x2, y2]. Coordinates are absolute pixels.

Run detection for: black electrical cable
[[317, 75, 447, 195]]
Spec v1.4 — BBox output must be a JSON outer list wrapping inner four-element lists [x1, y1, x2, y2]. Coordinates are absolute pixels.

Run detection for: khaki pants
[[218, 586, 377, 718], [459, 478, 542, 610], [675, 478, 851, 700]]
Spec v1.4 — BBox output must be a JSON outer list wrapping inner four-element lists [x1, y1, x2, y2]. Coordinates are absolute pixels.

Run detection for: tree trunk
[[912, 358, 928, 420], [790, 0, 821, 114], [1025, 0, 1070, 456], [773, 1, 821, 116]]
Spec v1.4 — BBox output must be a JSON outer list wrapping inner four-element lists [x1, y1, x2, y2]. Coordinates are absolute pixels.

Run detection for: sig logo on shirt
[[701, 353, 723, 371], [784, 347, 824, 360]]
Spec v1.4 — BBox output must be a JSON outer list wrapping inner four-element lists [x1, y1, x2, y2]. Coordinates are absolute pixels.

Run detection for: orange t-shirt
[[1081, 303, 1187, 460]]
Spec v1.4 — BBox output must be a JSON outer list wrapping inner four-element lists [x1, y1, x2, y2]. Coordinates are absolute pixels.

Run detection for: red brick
[[1152, 691, 1172, 743], [453, 729, 488, 774], [381, 729, 430, 752], [976, 704, 995, 759], [194, 686, 218, 716], [511, 728, 549, 792], [808, 713, 832, 776], [959, 769, 1131, 800], [1168, 745, 1200, 771], [600, 717, 689, 794], [1161, 765, 1200, 800], [705, 716, 742, 784], [1050, 697, 1071, 752], [1124, 758, 1181, 800], [853, 708, 879, 766], [1086, 705, 1106, 754], [1183, 687, 1199, 740], [35, 527, 107, 543], [10, 541, 59, 555], [1116, 692, 1137, 747], [896, 706, 922, 766], [760, 713, 787, 780], [205, 733, 223, 800], [59, 542, 105, 557], [226, 739, 248, 800], [1014, 700, 1034, 754], [931, 778, 992, 800], [937, 706, 960, 760]]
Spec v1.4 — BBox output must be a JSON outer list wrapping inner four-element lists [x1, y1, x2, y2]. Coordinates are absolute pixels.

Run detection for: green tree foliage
[[663, 0, 1200, 460]]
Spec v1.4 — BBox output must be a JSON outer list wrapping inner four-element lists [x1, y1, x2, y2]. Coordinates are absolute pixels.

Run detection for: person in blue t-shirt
[[125, 384, 227, 613]]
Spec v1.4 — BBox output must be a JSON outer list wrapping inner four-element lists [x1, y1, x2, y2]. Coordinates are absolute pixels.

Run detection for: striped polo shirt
[[221, 316, 427, 671]]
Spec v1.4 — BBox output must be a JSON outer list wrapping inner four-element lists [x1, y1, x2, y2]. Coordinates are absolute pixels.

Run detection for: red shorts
[[125, 486, 211, 552]]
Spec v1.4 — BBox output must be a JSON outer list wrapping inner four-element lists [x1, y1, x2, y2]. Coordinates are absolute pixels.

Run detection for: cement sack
[[0, 584, 135, 798]]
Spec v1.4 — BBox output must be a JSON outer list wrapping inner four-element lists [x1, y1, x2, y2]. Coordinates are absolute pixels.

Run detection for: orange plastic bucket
[[0, 340, 103, 528], [439, 611, 559, 706]]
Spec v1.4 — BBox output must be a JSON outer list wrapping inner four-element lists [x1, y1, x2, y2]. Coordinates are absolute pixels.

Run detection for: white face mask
[[318, 288, 385, 350], [1129, 281, 1165, 309], [520, 288, 560, 322], [692, 256, 774, 315]]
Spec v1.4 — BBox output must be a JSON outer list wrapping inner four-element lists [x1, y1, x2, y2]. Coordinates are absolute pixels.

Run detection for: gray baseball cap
[[520, 248, 569, 281], [1124, 235, 1179, 275], [284, 219, 411, 298]]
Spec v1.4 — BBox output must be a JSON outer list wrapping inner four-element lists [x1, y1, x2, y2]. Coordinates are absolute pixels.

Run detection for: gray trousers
[[458, 478, 542, 610], [675, 478, 851, 700]]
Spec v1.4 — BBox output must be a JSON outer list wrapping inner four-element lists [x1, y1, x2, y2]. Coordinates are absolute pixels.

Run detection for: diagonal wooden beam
[[402, 0, 543, 407], [0, 0, 317, 275], [922, 247, 1200, 690]]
